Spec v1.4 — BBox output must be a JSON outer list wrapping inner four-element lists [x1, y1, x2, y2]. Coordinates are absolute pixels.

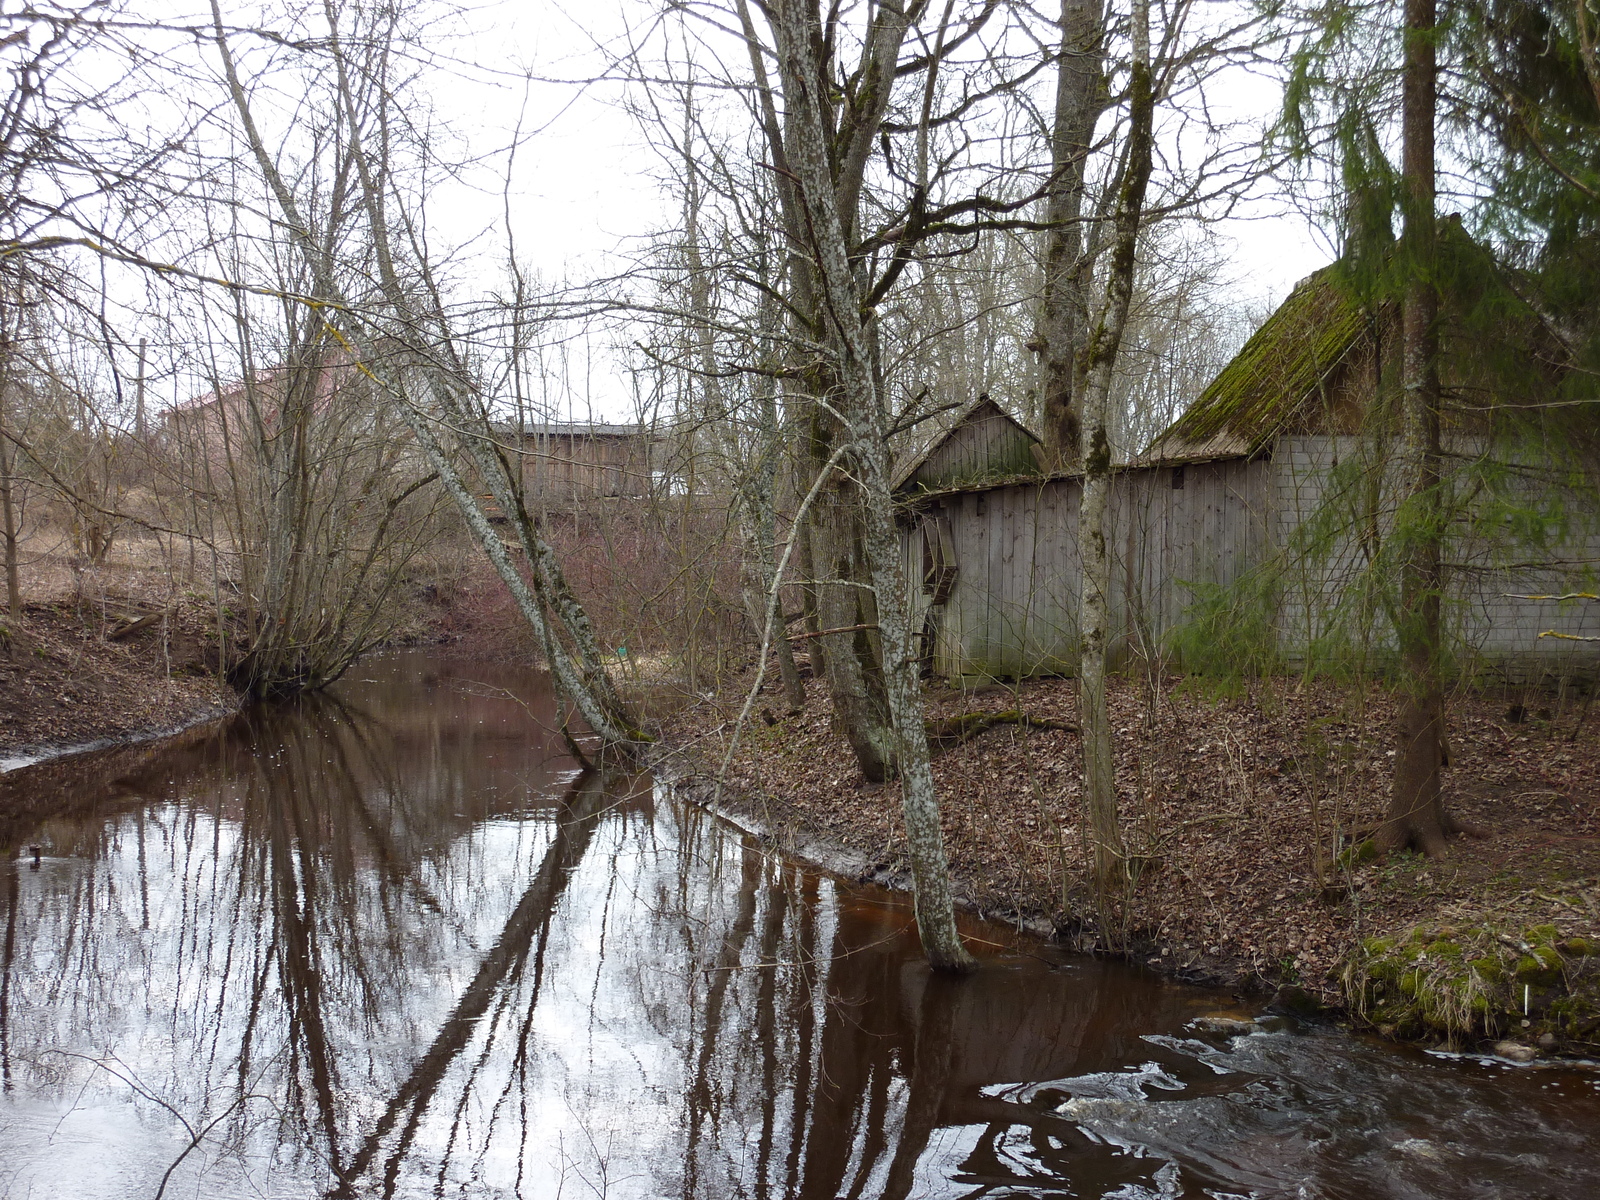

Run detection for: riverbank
[[0, 529, 484, 768], [0, 596, 239, 769], [658, 669, 1600, 1057]]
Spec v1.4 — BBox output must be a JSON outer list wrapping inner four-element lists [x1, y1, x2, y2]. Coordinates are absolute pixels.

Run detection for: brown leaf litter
[[659, 669, 1600, 1052], [0, 596, 238, 763]]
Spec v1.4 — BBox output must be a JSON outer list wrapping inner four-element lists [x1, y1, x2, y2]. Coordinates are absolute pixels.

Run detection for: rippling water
[[1, 651, 1596, 1199]]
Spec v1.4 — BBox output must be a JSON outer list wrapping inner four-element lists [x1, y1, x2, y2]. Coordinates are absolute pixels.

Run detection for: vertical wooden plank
[[948, 493, 971, 676], [1000, 485, 1020, 675], [953, 489, 979, 678], [1054, 477, 1073, 670], [1160, 468, 1176, 641], [1013, 484, 1030, 675], [1034, 481, 1058, 672], [984, 487, 1001, 676], [1026, 483, 1042, 673], [1065, 477, 1082, 671]]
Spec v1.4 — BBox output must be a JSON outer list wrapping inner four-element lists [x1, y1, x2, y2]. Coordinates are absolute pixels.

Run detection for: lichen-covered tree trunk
[[1380, 0, 1457, 856], [1074, 0, 1155, 894], [853, 397, 972, 970], [1076, 450, 1123, 889], [1035, 0, 1106, 469], [771, 0, 972, 970], [737, 520, 809, 711], [809, 478, 896, 781], [733, 0, 893, 762]]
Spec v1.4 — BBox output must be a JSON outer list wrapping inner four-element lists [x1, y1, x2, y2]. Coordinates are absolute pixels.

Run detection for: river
[[0, 651, 1596, 1199]]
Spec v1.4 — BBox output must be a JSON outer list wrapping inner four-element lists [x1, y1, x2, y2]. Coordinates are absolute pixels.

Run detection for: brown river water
[[1, 650, 1597, 1199]]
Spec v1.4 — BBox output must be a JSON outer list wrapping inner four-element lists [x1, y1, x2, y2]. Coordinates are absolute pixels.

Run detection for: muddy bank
[[0, 597, 239, 769], [0, 543, 501, 769], [657, 670, 1600, 1056]]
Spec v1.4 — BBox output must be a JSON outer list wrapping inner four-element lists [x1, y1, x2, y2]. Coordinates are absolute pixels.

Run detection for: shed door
[[921, 514, 958, 605]]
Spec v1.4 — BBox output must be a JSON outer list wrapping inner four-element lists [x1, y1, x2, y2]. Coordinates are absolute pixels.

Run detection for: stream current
[[0, 651, 1596, 1199]]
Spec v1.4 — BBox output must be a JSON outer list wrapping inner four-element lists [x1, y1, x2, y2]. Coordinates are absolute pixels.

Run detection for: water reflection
[[0, 652, 1596, 1200]]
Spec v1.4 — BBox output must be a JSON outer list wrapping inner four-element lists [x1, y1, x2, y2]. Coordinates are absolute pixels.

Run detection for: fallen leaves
[[664, 669, 1600, 1009], [1, 598, 236, 759]]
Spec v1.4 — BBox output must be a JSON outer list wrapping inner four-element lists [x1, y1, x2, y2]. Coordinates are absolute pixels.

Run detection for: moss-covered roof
[[1152, 267, 1369, 459]]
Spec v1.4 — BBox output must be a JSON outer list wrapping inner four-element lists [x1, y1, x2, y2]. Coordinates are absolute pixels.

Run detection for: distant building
[[166, 364, 656, 507], [508, 422, 655, 502], [160, 354, 374, 477]]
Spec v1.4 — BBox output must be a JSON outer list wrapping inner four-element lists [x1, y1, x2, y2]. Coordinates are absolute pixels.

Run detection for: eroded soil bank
[[0, 540, 479, 767], [658, 669, 1600, 1057], [0, 597, 238, 767]]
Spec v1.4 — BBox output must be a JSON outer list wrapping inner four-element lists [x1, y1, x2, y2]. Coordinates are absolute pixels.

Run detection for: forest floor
[[658, 667, 1600, 1058]]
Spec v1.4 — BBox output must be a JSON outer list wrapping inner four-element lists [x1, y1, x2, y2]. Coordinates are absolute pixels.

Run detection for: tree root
[[924, 709, 1076, 751]]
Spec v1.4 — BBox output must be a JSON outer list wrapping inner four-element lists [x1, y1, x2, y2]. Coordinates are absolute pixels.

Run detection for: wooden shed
[[892, 395, 1041, 494], [899, 267, 1600, 683], [902, 455, 1272, 679]]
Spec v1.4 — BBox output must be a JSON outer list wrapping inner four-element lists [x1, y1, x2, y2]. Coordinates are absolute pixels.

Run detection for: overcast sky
[[494, 5, 1331, 264], [135, 0, 1339, 419]]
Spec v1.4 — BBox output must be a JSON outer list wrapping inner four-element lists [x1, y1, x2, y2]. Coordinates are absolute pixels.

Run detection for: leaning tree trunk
[[1380, 0, 1456, 856], [1035, 0, 1107, 469], [808, 471, 896, 780], [211, 2, 645, 747], [1074, 0, 1156, 894]]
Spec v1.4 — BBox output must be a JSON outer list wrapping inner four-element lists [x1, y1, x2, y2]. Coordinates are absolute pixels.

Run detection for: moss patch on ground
[[1348, 912, 1600, 1045]]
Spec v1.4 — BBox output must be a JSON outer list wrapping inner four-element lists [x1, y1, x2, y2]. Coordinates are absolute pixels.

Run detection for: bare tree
[[0, 284, 26, 616], [1074, 0, 1157, 892], [665, 85, 808, 709], [1036, 0, 1109, 470], [762, 0, 975, 970], [204, 0, 648, 744]]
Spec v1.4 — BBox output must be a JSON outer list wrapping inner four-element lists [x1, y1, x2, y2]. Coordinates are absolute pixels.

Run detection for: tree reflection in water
[[2, 653, 1599, 1200]]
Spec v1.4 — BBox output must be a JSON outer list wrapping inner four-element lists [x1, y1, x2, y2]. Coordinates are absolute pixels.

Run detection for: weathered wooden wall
[[521, 428, 652, 501], [905, 457, 1271, 679], [905, 402, 1039, 494], [904, 435, 1598, 682], [1271, 436, 1600, 680]]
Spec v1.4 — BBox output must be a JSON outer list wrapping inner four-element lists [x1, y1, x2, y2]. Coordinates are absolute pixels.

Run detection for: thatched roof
[[1149, 267, 1369, 460]]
